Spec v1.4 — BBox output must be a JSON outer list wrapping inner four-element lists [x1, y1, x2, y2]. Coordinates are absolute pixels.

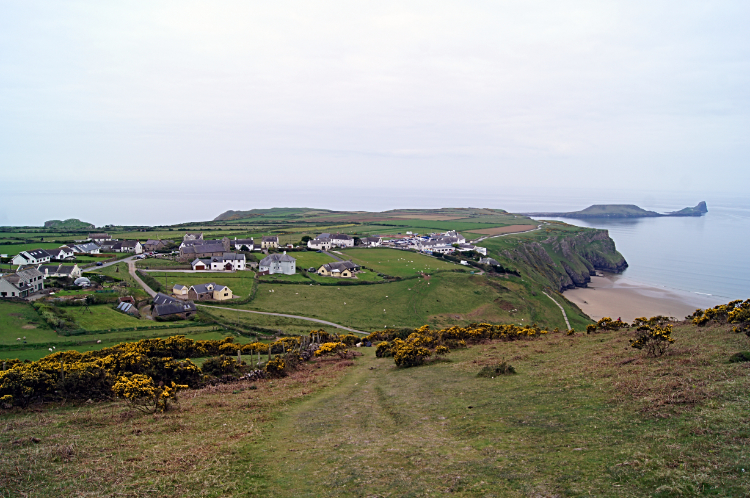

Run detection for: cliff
[[489, 227, 628, 292]]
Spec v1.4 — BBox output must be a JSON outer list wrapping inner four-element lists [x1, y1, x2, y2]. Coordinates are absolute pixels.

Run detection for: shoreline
[[563, 273, 724, 323]]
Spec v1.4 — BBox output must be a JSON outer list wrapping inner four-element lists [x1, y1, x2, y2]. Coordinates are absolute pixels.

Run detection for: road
[[197, 304, 366, 334], [128, 260, 157, 297], [469, 223, 545, 244], [322, 250, 344, 262], [82, 255, 134, 273]]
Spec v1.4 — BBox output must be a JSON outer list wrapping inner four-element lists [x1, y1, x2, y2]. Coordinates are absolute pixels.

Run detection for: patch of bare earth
[[469, 224, 538, 236]]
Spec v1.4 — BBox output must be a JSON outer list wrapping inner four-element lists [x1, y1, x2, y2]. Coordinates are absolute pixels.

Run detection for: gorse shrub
[[588, 317, 629, 334], [202, 355, 245, 377], [375, 342, 392, 358], [264, 356, 286, 377], [630, 323, 675, 357], [314, 342, 348, 357], [112, 374, 186, 413], [689, 299, 750, 326]]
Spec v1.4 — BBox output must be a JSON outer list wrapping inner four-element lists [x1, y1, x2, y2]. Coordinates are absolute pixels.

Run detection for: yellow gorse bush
[[314, 342, 348, 357], [112, 374, 187, 413]]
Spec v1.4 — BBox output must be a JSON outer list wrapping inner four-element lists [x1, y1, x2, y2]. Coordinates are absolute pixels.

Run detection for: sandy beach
[[563, 274, 723, 322]]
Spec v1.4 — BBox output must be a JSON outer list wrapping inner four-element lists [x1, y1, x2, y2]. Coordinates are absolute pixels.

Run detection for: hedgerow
[[689, 299, 750, 334]]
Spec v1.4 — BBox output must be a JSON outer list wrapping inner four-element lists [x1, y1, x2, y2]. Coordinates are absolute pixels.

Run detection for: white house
[[172, 284, 189, 297], [259, 252, 296, 275], [330, 234, 354, 248], [46, 246, 75, 261], [0, 268, 44, 298], [88, 233, 112, 244], [234, 238, 254, 251], [12, 249, 51, 266], [191, 258, 210, 271], [72, 242, 101, 254], [119, 241, 143, 254], [210, 252, 246, 271], [360, 236, 382, 247], [456, 244, 487, 256], [38, 264, 82, 279], [307, 234, 332, 250]]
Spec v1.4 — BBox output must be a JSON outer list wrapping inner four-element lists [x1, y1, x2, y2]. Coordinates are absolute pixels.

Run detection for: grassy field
[[0, 301, 58, 344], [70, 304, 145, 331], [2, 321, 748, 496], [290, 250, 338, 269], [146, 271, 256, 297], [337, 247, 463, 278], [202, 307, 327, 336], [244, 272, 588, 332]]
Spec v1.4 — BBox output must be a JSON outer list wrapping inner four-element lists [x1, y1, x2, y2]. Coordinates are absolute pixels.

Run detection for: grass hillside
[[2, 320, 748, 496]]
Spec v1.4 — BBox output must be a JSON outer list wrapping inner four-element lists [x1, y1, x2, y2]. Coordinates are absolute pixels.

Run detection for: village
[[0, 228, 500, 323]]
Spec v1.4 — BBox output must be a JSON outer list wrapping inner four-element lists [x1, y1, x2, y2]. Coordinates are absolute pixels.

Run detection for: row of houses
[[9, 238, 147, 267], [306, 233, 382, 250], [383, 230, 487, 256], [190, 253, 248, 271]]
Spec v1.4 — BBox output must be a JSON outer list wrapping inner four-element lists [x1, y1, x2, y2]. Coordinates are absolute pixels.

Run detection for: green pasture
[[0, 301, 58, 344], [0, 242, 70, 255], [245, 272, 587, 331], [258, 273, 310, 284], [71, 304, 145, 331], [289, 250, 337, 269], [337, 247, 462, 277], [201, 307, 324, 336], [146, 271, 256, 297], [135, 257, 189, 269]]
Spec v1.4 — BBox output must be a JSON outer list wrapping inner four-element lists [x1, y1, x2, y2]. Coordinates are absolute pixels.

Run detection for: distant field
[[72, 304, 145, 331], [203, 308, 322, 336], [337, 248, 461, 278], [465, 224, 540, 236], [0, 301, 57, 344], [0, 242, 70, 255], [147, 271, 256, 297]]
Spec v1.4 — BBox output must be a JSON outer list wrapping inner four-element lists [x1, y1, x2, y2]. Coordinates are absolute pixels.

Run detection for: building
[[88, 233, 112, 243], [188, 283, 233, 301], [38, 264, 82, 279], [479, 257, 500, 266], [330, 234, 354, 248], [118, 241, 143, 254], [316, 260, 360, 278], [0, 268, 45, 298], [307, 234, 332, 251], [151, 293, 197, 320], [71, 242, 101, 254], [233, 238, 254, 251], [46, 247, 75, 261], [258, 252, 296, 275], [179, 242, 227, 261], [191, 258, 210, 271], [261, 236, 279, 250], [209, 253, 246, 271], [143, 239, 168, 252], [11, 249, 52, 266], [172, 284, 189, 297], [183, 232, 203, 241], [456, 243, 487, 256], [359, 236, 382, 247]]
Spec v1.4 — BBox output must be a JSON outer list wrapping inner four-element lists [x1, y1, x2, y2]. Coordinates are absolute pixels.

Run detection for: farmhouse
[[88, 233, 112, 243], [233, 238, 254, 251], [456, 243, 487, 255], [151, 293, 197, 320], [261, 236, 279, 249], [0, 268, 45, 298], [188, 283, 233, 301], [209, 253, 246, 271], [330, 233, 354, 248], [479, 257, 500, 266], [258, 252, 296, 275], [316, 260, 360, 278], [307, 234, 332, 250], [11, 249, 52, 266], [183, 232, 203, 241], [38, 264, 82, 279]]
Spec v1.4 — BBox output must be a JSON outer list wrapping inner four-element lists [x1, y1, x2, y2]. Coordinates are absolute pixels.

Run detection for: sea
[[1, 184, 748, 304]]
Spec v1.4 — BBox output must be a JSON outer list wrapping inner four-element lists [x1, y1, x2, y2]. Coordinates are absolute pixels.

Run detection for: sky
[[1, 1, 749, 225]]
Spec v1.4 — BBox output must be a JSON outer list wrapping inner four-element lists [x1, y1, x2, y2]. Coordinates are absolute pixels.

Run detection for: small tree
[[630, 324, 675, 357]]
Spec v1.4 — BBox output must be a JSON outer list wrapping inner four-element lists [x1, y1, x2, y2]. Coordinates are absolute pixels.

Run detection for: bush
[[375, 342, 392, 358], [477, 362, 516, 377], [630, 324, 675, 357], [202, 355, 244, 377], [435, 345, 450, 355], [112, 374, 186, 413], [393, 342, 431, 368], [314, 342, 348, 357], [264, 356, 286, 377]]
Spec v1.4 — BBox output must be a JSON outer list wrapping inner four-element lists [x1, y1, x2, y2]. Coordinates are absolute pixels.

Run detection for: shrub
[[314, 342, 348, 357], [477, 362, 516, 377], [630, 324, 675, 357], [375, 342, 392, 358], [112, 374, 186, 413], [202, 355, 244, 377], [393, 343, 432, 368], [264, 356, 286, 377], [435, 345, 450, 356]]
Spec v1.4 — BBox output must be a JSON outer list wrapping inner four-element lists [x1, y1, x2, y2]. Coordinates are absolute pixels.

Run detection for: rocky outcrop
[[499, 228, 628, 292]]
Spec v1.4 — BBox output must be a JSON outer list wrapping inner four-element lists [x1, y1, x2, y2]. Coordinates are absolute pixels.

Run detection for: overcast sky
[[1, 1, 749, 224]]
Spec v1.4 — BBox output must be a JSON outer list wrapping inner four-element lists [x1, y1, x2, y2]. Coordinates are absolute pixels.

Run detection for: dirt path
[[542, 290, 571, 330], [196, 304, 365, 334]]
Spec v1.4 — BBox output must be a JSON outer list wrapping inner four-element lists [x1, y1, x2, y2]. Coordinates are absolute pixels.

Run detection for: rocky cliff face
[[501, 228, 627, 292]]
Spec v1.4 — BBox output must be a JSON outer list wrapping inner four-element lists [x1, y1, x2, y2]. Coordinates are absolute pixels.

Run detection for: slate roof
[[259, 253, 296, 265], [320, 261, 359, 273], [88, 233, 111, 240], [181, 243, 226, 255], [191, 258, 211, 267], [173, 284, 187, 290], [120, 240, 140, 248], [39, 264, 77, 276], [23, 249, 51, 259], [330, 233, 352, 241], [153, 293, 181, 306], [74, 242, 100, 253], [262, 236, 278, 242], [216, 252, 245, 261], [190, 283, 216, 294], [152, 301, 197, 317]]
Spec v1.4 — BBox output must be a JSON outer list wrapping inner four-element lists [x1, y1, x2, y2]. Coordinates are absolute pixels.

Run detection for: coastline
[[563, 273, 724, 323]]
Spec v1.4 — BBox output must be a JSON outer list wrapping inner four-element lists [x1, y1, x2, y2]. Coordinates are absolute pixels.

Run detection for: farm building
[[151, 293, 197, 320], [88, 233, 112, 243], [143, 239, 168, 252], [191, 258, 211, 271], [183, 232, 203, 241], [46, 247, 75, 261], [37, 264, 82, 279], [258, 252, 296, 275]]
